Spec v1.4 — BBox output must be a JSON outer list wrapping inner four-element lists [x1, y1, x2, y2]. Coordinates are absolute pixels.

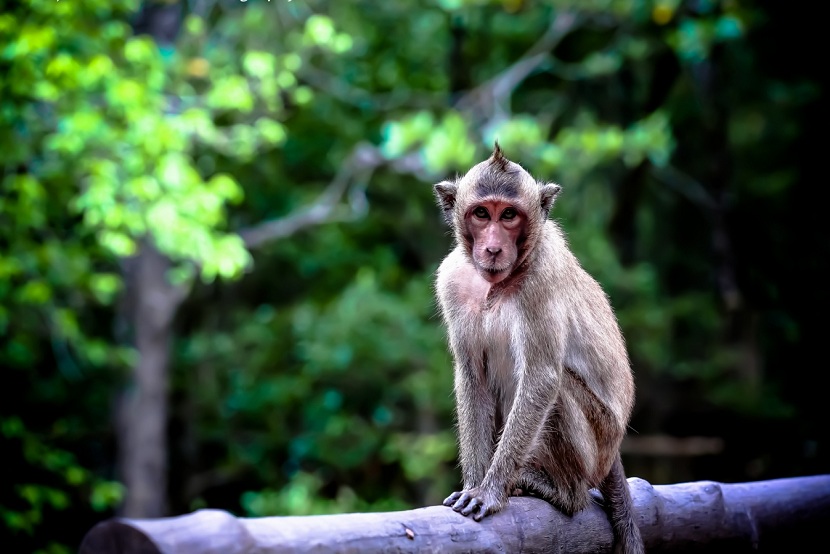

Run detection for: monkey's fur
[[434, 145, 643, 554]]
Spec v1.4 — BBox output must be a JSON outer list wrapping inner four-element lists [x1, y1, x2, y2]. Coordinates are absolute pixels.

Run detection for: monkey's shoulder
[[435, 248, 492, 314]]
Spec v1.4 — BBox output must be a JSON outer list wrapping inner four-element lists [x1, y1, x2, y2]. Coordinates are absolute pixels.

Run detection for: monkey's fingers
[[443, 491, 463, 507], [460, 497, 483, 517], [451, 491, 475, 512], [473, 499, 499, 522]]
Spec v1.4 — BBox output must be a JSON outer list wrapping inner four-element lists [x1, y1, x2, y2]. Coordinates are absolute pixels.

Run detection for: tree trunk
[[81, 475, 830, 553], [117, 243, 187, 517]]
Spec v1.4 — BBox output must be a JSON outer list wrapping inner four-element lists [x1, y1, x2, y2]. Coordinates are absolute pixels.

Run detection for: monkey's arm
[[447, 360, 562, 521], [452, 358, 497, 490], [485, 366, 559, 484]]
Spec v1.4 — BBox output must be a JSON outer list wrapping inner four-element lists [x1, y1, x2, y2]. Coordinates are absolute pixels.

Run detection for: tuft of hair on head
[[490, 141, 509, 171]]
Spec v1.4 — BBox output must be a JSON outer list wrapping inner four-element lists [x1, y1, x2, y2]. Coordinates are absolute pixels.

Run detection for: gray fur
[[434, 147, 644, 554]]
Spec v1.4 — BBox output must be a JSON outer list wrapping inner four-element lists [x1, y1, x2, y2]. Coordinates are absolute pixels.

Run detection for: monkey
[[433, 144, 644, 554]]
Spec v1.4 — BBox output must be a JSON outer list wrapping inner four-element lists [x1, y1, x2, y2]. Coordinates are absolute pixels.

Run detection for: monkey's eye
[[501, 208, 518, 220], [473, 207, 489, 219]]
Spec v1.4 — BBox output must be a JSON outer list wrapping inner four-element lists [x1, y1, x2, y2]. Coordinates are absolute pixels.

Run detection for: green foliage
[[0, 417, 124, 536], [2, 0, 307, 547], [2, 0, 302, 283], [179, 268, 456, 514]]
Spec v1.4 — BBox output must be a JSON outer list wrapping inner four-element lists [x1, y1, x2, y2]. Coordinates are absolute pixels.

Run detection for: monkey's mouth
[[479, 264, 512, 280]]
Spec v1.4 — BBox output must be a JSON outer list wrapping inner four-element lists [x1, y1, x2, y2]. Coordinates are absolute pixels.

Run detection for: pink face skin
[[465, 199, 526, 284]]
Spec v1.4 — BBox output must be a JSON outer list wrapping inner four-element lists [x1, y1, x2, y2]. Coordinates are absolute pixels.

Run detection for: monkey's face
[[465, 199, 526, 284], [434, 145, 561, 285]]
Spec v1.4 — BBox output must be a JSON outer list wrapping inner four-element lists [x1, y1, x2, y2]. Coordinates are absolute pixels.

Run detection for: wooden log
[[80, 475, 830, 553]]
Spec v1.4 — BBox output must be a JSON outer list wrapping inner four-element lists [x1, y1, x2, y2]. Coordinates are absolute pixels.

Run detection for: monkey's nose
[[486, 246, 502, 255]]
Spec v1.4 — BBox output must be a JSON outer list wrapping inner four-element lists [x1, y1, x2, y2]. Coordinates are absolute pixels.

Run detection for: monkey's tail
[[599, 453, 645, 554]]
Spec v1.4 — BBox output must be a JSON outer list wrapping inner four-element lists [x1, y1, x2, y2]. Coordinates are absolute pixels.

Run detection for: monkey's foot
[[443, 487, 506, 522]]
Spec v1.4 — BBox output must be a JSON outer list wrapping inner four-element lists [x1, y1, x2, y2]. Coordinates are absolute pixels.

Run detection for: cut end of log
[[79, 520, 161, 554]]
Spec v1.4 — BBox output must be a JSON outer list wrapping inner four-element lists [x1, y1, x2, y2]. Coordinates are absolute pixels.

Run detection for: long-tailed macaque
[[434, 144, 643, 554]]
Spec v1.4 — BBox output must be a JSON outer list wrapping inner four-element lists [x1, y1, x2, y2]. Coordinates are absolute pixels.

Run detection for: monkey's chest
[[442, 263, 520, 405], [461, 306, 520, 410]]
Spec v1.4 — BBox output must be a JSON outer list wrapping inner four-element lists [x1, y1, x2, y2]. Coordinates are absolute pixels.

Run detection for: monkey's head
[[434, 143, 561, 284]]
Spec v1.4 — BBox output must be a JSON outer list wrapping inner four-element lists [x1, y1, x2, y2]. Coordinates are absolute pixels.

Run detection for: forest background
[[1, 1, 826, 552]]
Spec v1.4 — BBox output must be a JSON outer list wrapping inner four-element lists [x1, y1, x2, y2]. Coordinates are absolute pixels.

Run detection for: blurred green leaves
[[1, 417, 124, 535], [2, 0, 316, 284], [382, 109, 673, 182]]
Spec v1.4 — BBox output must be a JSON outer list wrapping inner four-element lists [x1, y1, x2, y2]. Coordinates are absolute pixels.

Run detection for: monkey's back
[[532, 221, 635, 425]]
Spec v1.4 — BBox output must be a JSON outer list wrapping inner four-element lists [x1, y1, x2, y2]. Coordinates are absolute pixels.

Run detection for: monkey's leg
[[598, 453, 644, 554], [516, 466, 590, 516], [515, 466, 558, 500]]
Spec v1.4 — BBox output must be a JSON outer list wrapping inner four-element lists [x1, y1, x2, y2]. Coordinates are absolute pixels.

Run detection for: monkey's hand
[[443, 487, 507, 522]]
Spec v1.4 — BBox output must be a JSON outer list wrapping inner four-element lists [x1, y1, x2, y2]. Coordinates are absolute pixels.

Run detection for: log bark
[[80, 475, 830, 553]]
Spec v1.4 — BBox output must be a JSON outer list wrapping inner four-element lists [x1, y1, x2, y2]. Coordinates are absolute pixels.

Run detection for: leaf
[[206, 76, 254, 113], [16, 281, 52, 304], [156, 153, 199, 189], [255, 118, 287, 146], [123, 37, 156, 64], [305, 15, 336, 46], [90, 482, 126, 512], [243, 51, 275, 79], [89, 273, 123, 305], [98, 230, 136, 257], [207, 173, 244, 204]]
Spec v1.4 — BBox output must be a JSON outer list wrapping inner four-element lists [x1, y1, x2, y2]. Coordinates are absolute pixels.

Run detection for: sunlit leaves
[[157, 153, 201, 190], [97, 230, 137, 257], [301, 14, 353, 53], [484, 116, 546, 154], [382, 111, 475, 174], [255, 117, 287, 146], [207, 173, 245, 204], [241, 471, 407, 517], [282, 52, 302, 72], [1, 1, 309, 288], [206, 75, 254, 113], [45, 53, 81, 84], [623, 111, 674, 167], [383, 107, 673, 183], [381, 111, 435, 158], [243, 51, 276, 79], [306, 14, 336, 45], [7, 24, 56, 57], [292, 86, 314, 106], [89, 274, 122, 305]]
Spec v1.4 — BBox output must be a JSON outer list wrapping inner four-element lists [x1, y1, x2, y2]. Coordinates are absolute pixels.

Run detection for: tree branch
[[650, 165, 716, 209], [456, 12, 579, 120], [80, 475, 830, 553], [237, 143, 384, 249]]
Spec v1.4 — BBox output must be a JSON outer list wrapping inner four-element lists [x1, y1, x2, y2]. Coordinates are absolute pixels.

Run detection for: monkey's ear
[[540, 183, 561, 219], [434, 180, 458, 226]]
